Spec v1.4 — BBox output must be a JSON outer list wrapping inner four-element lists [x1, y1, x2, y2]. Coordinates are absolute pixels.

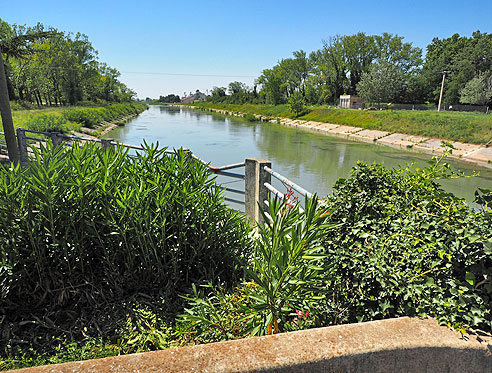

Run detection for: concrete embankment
[[188, 106, 492, 169], [11, 317, 492, 372]]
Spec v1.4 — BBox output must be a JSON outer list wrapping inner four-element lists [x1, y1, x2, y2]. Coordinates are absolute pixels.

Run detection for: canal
[[104, 105, 492, 206]]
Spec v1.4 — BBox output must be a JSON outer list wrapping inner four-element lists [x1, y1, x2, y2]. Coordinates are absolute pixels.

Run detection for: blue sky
[[2, 0, 492, 98]]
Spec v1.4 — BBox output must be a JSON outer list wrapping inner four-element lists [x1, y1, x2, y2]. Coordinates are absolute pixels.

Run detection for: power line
[[121, 71, 257, 78]]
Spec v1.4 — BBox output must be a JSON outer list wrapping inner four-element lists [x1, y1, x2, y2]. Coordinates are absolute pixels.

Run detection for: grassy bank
[[191, 102, 492, 145], [1, 102, 148, 135]]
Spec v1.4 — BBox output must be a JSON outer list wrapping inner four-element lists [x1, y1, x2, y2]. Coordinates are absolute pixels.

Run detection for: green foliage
[[180, 196, 337, 338], [62, 103, 146, 128], [320, 157, 492, 330], [356, 61, 404, 103], [0, 142, 252, 360], [180, 154, 492, 345], [244, 196, 335, 335], [242, 113, 258, 122], [158, 94, 181, 103], [422, 31, 492, 105], [22, 113, 80, 132], [1, 18, 136, 105], [460, 73, 492, 106], [179, 283, 253, 343], [287, 91, 306, 117]]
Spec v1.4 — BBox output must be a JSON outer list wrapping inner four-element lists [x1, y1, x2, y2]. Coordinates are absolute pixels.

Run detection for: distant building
[[181, 90, 207, 103], [339, 95, 364, 109]]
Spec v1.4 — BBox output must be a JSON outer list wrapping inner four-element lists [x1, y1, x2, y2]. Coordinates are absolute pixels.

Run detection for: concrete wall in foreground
[[11, 317, 492, 373]]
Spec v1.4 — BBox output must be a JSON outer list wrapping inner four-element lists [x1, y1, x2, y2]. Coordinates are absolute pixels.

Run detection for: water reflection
[[105, 105, 492, 201]]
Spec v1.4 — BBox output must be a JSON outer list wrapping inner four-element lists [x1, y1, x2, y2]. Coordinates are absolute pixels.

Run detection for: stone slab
[[326, 125, 363, 135], [463, 147, 492, 163], [377, 133, 429, 148], [315, 122, 340, 132], [349, 129, 390, 141], [414, 139, 483, 157], [13, 317, 492, 373]]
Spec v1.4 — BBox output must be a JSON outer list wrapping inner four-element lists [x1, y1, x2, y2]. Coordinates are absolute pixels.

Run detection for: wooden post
[[245, 158, 271, 225], [16, 128, 28, 166]]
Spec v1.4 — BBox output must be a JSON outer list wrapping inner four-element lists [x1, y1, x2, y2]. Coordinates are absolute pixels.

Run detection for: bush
[[243, 113, 258, 122], [23, 113, 80, 133], [321, 159, 492, 331], [0, 142, 252, 352]]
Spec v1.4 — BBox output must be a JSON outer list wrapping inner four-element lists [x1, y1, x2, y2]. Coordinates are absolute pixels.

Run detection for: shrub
[[0, 142, 252, 347], [321, 158, 492, 331], [243, 113, 258, 122]]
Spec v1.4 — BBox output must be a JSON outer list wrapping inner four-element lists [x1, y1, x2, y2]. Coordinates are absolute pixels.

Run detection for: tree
[[356, 61, 404, 104], [460, 73, 492, 106], [288, 91, 305, 117], [211, 86, 226, 98], [257, 67, 285, 105], [0, 20, 53, 162], [422, 31, 492, 104]]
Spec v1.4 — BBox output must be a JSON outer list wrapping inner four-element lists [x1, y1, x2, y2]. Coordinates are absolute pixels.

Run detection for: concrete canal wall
[[11, 317, 492, 372]]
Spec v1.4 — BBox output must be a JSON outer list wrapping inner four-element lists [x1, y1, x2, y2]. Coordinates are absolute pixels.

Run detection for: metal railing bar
[[264, 166, 313, 199], [56, 133, 102, 143], [25, 136, 48, 142], [23, 129, 52, 135], [223, 187, 245, 195], [190, 153, 209, 165], [264, 182, 284, 199], [224, 197, 245, 205], [264, 182, 304, 212], [209, 162, 245, 172], [214, 170, 245, 179]]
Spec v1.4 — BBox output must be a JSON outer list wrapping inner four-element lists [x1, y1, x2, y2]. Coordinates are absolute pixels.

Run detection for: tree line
[[0, 18, 136, 106], [209, 31, 492, 107]]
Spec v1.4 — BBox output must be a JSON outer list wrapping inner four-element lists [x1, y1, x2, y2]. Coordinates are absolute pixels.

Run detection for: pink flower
[[295, 310, 310, 319]]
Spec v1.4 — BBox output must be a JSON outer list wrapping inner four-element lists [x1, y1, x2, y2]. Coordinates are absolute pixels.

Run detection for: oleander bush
[[0, 142, 252, 361]]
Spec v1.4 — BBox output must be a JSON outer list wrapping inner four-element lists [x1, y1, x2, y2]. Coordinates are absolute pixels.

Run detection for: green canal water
[[105, 105, 492, 205]]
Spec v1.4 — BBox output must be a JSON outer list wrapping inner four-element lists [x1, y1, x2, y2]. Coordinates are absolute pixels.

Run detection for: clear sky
[[2, 0, 492, 99]]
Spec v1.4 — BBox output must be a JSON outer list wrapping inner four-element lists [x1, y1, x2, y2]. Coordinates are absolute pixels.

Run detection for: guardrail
[[14, 128, 314, 224]]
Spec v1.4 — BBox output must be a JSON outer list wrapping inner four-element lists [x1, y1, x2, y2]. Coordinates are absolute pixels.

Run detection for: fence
[[364, 102, 490, 113], [14, 128, 313, 225]]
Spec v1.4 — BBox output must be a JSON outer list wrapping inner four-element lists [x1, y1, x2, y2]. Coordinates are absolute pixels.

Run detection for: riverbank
[[184, 103, 492, 168], [3, 102, 148, 136]]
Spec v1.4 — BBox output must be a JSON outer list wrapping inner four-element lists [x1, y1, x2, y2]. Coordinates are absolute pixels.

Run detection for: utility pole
[[437, 71, 449, 112], [0, 46, 20, 163]]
